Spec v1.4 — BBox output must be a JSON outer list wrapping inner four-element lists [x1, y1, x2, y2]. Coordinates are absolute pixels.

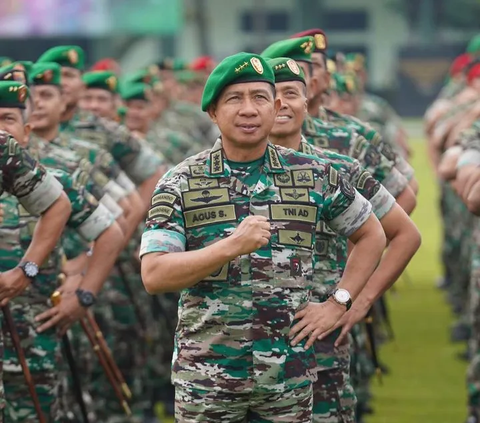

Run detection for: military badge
[[314, 34, 326, 50], [106, 76, 117, 91], [68, 49, 79, 65], [18, 85, 27, 102], [290, 255, 302, 277], [250, 57, 264, 74], [287, 59, 300, 75]]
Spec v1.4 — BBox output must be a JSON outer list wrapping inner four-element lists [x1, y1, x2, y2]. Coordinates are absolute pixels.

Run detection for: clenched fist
[[228, 215, 271, 256]]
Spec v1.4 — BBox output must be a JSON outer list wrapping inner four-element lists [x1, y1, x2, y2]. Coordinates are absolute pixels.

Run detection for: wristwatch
[[329, 288, 352, 311], [75, 289, 96, 308], [18, 261, 39, 279]]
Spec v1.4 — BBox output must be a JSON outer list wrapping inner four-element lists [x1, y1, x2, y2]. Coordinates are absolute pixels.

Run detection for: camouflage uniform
[[140, 138, 374, 422], [147, 125, 196, 166], [0, 167, 114, 422], [0, 132, 64, 414], [298, 138, 395, 423], [60, 109, 167, 422], [318, 106, 415, 183]]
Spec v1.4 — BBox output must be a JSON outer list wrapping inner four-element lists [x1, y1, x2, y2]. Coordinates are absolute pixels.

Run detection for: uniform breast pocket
[[271, 228, 315, 289]]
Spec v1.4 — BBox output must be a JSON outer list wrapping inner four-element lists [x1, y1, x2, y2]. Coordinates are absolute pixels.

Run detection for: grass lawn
[[367, 140, 468, 423]]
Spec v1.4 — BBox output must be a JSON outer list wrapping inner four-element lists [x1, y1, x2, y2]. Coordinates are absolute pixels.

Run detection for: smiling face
[[207, 81, 280, 151], [80, 88, 116, 119], [270, 80, 307, 139], [0, 108, 29, 147]]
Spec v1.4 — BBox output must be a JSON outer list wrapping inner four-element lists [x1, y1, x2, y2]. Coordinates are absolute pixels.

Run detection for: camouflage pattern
[[0, 130, 63, 216], [298, 138, 394, 422], [59, 108, 166, 185], [0, 167, 114, 422], [318, 106, 415, 182], [302, 114, 409, 198], [175, 383, 313, 423], [140, 137, 373, 420], [147, 124, 199, 166]]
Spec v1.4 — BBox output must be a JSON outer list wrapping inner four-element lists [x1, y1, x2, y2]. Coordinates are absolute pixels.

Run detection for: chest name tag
[[270, 204, 317, 223], [184, 205, 236, 229]]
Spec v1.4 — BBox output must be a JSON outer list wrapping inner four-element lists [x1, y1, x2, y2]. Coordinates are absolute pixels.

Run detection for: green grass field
[[367, 140, 468, 423]]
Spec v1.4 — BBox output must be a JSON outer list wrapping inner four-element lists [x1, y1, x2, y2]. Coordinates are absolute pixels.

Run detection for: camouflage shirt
[[0, 167, 113, 373], [140, 138, 372, 394], [303, 114, 409, 198], [0, 131, 62, 216], [299, 137, 394, 371], [60, 109, 165, 185], [318, 107, 415, 182]]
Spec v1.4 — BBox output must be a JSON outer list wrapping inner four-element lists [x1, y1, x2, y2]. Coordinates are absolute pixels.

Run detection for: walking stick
[[50, 291, 90, 423], [2, 305, 46, 423]]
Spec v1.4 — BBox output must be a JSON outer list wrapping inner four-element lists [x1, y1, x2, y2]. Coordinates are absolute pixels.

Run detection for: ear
[[23, 122, 32, 144], [304, 97, 308, 114], [207, 104, 217, 123], [309, 76, 319, 101]]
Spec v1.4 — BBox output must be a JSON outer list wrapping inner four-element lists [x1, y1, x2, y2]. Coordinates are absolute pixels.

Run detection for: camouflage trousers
[[313, 344, 356, 423], [3, 371, 63, 423], [467, 218, 480, 413], [175, 384, 313, 423]]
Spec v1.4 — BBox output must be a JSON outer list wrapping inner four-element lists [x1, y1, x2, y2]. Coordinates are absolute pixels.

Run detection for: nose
[[238, 97, 258, 117]]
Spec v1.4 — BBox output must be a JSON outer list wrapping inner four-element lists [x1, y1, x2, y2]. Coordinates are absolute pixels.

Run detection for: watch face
[[82, 292, 94, 306], [334, 289, 350, 304], [24, 262, 38, 278]]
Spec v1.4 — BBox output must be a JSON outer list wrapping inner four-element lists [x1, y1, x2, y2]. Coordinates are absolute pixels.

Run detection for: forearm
[[79, 224, 124, 295], [141, 238, 237, 294], [337, 231, 386, 301], [355, 228, 420, 307], [395, 186, 416, 215], [23, 195, 71, 265]]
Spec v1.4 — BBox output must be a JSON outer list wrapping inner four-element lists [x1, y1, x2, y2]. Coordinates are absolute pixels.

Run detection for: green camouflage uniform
[[455, 122, 480, 416], [146, 125, 196, 166], [0, 167, 114, 422], [0, 131, 64, 414], [140, 138, 373, 422], [60, 109, 166, 422], [298, 138, 395, 423]]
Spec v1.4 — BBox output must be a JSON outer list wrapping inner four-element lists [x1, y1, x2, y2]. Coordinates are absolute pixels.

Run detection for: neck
[[308, 92, 325, 117], [269, 132, 302, 152], [222, 138, 268, 162], [33, 125, 59, 142], [61, 103, 77, 122]]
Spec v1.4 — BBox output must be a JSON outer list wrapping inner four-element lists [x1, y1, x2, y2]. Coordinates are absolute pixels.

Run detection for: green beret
[[267, 57, 306, 85], [0, 81, 29, 109], [0, 63, 28, 84], [0, 57, 12, 68], [261, 37, 314, 63], [121, 83, 152, 102], [332, 73, 359, 95], [37, 46, 85, 71], [345, 53, 366, 72], [201, 52, 274, 112], [124, 69, 157, 85], [83, 71, 118, 93], [175, 70, 204, 85], [30, 62, 61, 86], [157, 58, 189, 71], [467, 35, 480, 54], [15, 61, 33, 76]]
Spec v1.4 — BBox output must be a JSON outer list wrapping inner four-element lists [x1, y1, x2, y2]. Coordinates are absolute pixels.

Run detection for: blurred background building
[[0, 0, 479, 116]]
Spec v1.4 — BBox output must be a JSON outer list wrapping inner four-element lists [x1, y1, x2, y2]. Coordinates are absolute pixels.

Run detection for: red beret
[[290, 29, 327, 52], [450, 53, 473, 77], [190, 56, 216, 72], [467, 63, 480, 84], [90, 58, 120, 73]]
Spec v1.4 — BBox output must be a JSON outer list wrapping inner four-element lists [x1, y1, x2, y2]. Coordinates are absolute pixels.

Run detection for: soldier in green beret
[[0, 79, 121, 421], [266, 56, 421, 423], [80, 70, 120, 121], [140, 51, 386, 422]]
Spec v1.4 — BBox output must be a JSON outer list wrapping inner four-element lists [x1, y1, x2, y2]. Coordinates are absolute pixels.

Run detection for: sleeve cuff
[[19, 171, 63, 215], [104, 180, 128, 202], [115, 171, 136, 194], [140, 229, 186, 258], [77, 203, 115, 241], [382, 168, 409, 198], [100, 193, 123, 219], [457, 149, 480, 169], [369, 186, 396, 220], [327, 193, 373, 237], [124, 144, 163, 185]]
